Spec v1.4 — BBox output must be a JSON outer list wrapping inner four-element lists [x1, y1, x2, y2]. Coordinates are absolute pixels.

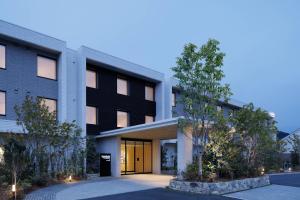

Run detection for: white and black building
[[0, 20, 274, 177]]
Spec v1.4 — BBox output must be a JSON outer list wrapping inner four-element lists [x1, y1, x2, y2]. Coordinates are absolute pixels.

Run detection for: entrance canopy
[[95, 117, 192, 177], [96, 118, 179, 140]]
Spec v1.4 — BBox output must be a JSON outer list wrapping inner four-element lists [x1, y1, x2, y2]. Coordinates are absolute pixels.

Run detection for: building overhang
[[96, 118, 180, 140], [79, 46, 164, 83], [0, 20, 66, 54]]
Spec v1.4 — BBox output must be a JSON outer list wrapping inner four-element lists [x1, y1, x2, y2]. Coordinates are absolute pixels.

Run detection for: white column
[[177, 128, 193, 175], [77, 48, 86, 138], [97, 136, 121, 177], [164, 78, 172, 119], [57, 50, 67, 122], [113, 137, 121, 177], [155, 82, 165, 121], [152, 139, 161, 174], [77, 48, 87, 174]]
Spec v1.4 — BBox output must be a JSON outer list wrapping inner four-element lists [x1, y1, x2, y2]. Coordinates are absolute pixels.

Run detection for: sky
[[0, 0, 299, 132]]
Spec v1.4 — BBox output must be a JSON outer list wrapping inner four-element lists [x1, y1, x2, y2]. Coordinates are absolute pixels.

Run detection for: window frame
[[145, 85, 155, 102], [86, 69, 98, 89], [0, 44, 6, 70], [117, 110, 129, 128], [86, 105, 98, 125], [37, 55, 57, 81], [0, 90, 6, 116], [38, 96, 57, 115], [117, 76, 129, 96]]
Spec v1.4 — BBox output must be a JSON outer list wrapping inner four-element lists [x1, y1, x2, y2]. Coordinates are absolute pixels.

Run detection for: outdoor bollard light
[[12, 184, 16, 200], [69, 175, 72, 182], [12, 184, 16, 192], [288, 167, 292, 172], [261, 167, 265, 175]]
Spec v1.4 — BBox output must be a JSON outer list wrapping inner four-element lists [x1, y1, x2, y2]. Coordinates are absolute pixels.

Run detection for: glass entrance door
[[121, 139, 152, 175]]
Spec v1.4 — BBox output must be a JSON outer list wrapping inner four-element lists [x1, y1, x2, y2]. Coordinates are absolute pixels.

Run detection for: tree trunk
[[198, 151, 203, 179]]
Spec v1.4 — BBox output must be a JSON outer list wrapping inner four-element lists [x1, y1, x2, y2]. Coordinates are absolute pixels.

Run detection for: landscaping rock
[[169, 175, 270, 195]]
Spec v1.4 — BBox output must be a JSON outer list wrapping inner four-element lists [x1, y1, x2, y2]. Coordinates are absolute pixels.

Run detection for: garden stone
[[169, 175, 270, 195]]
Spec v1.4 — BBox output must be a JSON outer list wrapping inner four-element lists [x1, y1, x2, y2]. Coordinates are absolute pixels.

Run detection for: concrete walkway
[[56, 174, 172, 200], [25, 174, 173, 200]]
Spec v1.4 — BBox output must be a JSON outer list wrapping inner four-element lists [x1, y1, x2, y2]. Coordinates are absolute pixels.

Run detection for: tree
[[231, 103, 279, 176], [3, 136, 30, 199], [172, 39, 232, 178], [290, 134, 300, 167], [14, 96, 84, 178], [86, 136, 99, 174], [205, 111, 246, 179], [14, 96, 57, 177]]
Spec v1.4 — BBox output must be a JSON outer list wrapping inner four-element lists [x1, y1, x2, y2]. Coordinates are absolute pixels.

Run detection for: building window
[[0, 45, 5, 69], [37, 56, 57, 80], [117, 111, 129, 128], [86, 69, 97, 88], [217, 106, 222, 112], [0, 91, 5, 115], [86, 106, 98, 125], [40, 98, 57, 114], [145, 115, 154, 124], [145, 86, 154, 101], [172, 92, 176, 107], [117, 78, 128, 95]]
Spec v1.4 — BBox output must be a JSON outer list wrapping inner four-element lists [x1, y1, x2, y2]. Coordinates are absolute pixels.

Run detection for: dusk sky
[[0, 0, 299, 132]]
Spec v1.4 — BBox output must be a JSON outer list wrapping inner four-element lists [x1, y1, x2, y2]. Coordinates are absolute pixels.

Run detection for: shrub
[[291, 152, 300, 167], [20, 179, 32, 191], [0, 187, 10, 200], [31, 175, 49, 187], [182, 162, 200, 181]]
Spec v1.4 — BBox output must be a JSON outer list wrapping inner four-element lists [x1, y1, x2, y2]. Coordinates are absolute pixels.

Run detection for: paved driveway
[[27, 173, 300, 200], [269, 173, 300, 187], [225, 173, 300, 200], [84, 188, 236, 200], [82, 173, 300, 200]]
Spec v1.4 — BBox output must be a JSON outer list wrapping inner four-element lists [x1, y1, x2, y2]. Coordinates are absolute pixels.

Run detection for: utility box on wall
[[100, 153, 111, 176]]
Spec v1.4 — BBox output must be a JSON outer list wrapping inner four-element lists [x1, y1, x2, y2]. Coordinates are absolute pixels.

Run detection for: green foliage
[[161, 146, 168, 168], [0, 95, 86, 190], [31, 175, 49, 187], [290, 134, 300, 168], [182, 162, 200, 181], [291, 134, 300, 152], [172, 39, 232, 177], [231, 103, 279, 176], [291, 152, 300, 167], [2, 136, 31, 184], [86, 137, 99, 174], [200, 103, 283, 181], [205, 113, 247, 179]]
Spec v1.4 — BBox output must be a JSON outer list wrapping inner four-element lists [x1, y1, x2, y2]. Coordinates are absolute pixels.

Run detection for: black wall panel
[[86, 64, 156, 135]]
